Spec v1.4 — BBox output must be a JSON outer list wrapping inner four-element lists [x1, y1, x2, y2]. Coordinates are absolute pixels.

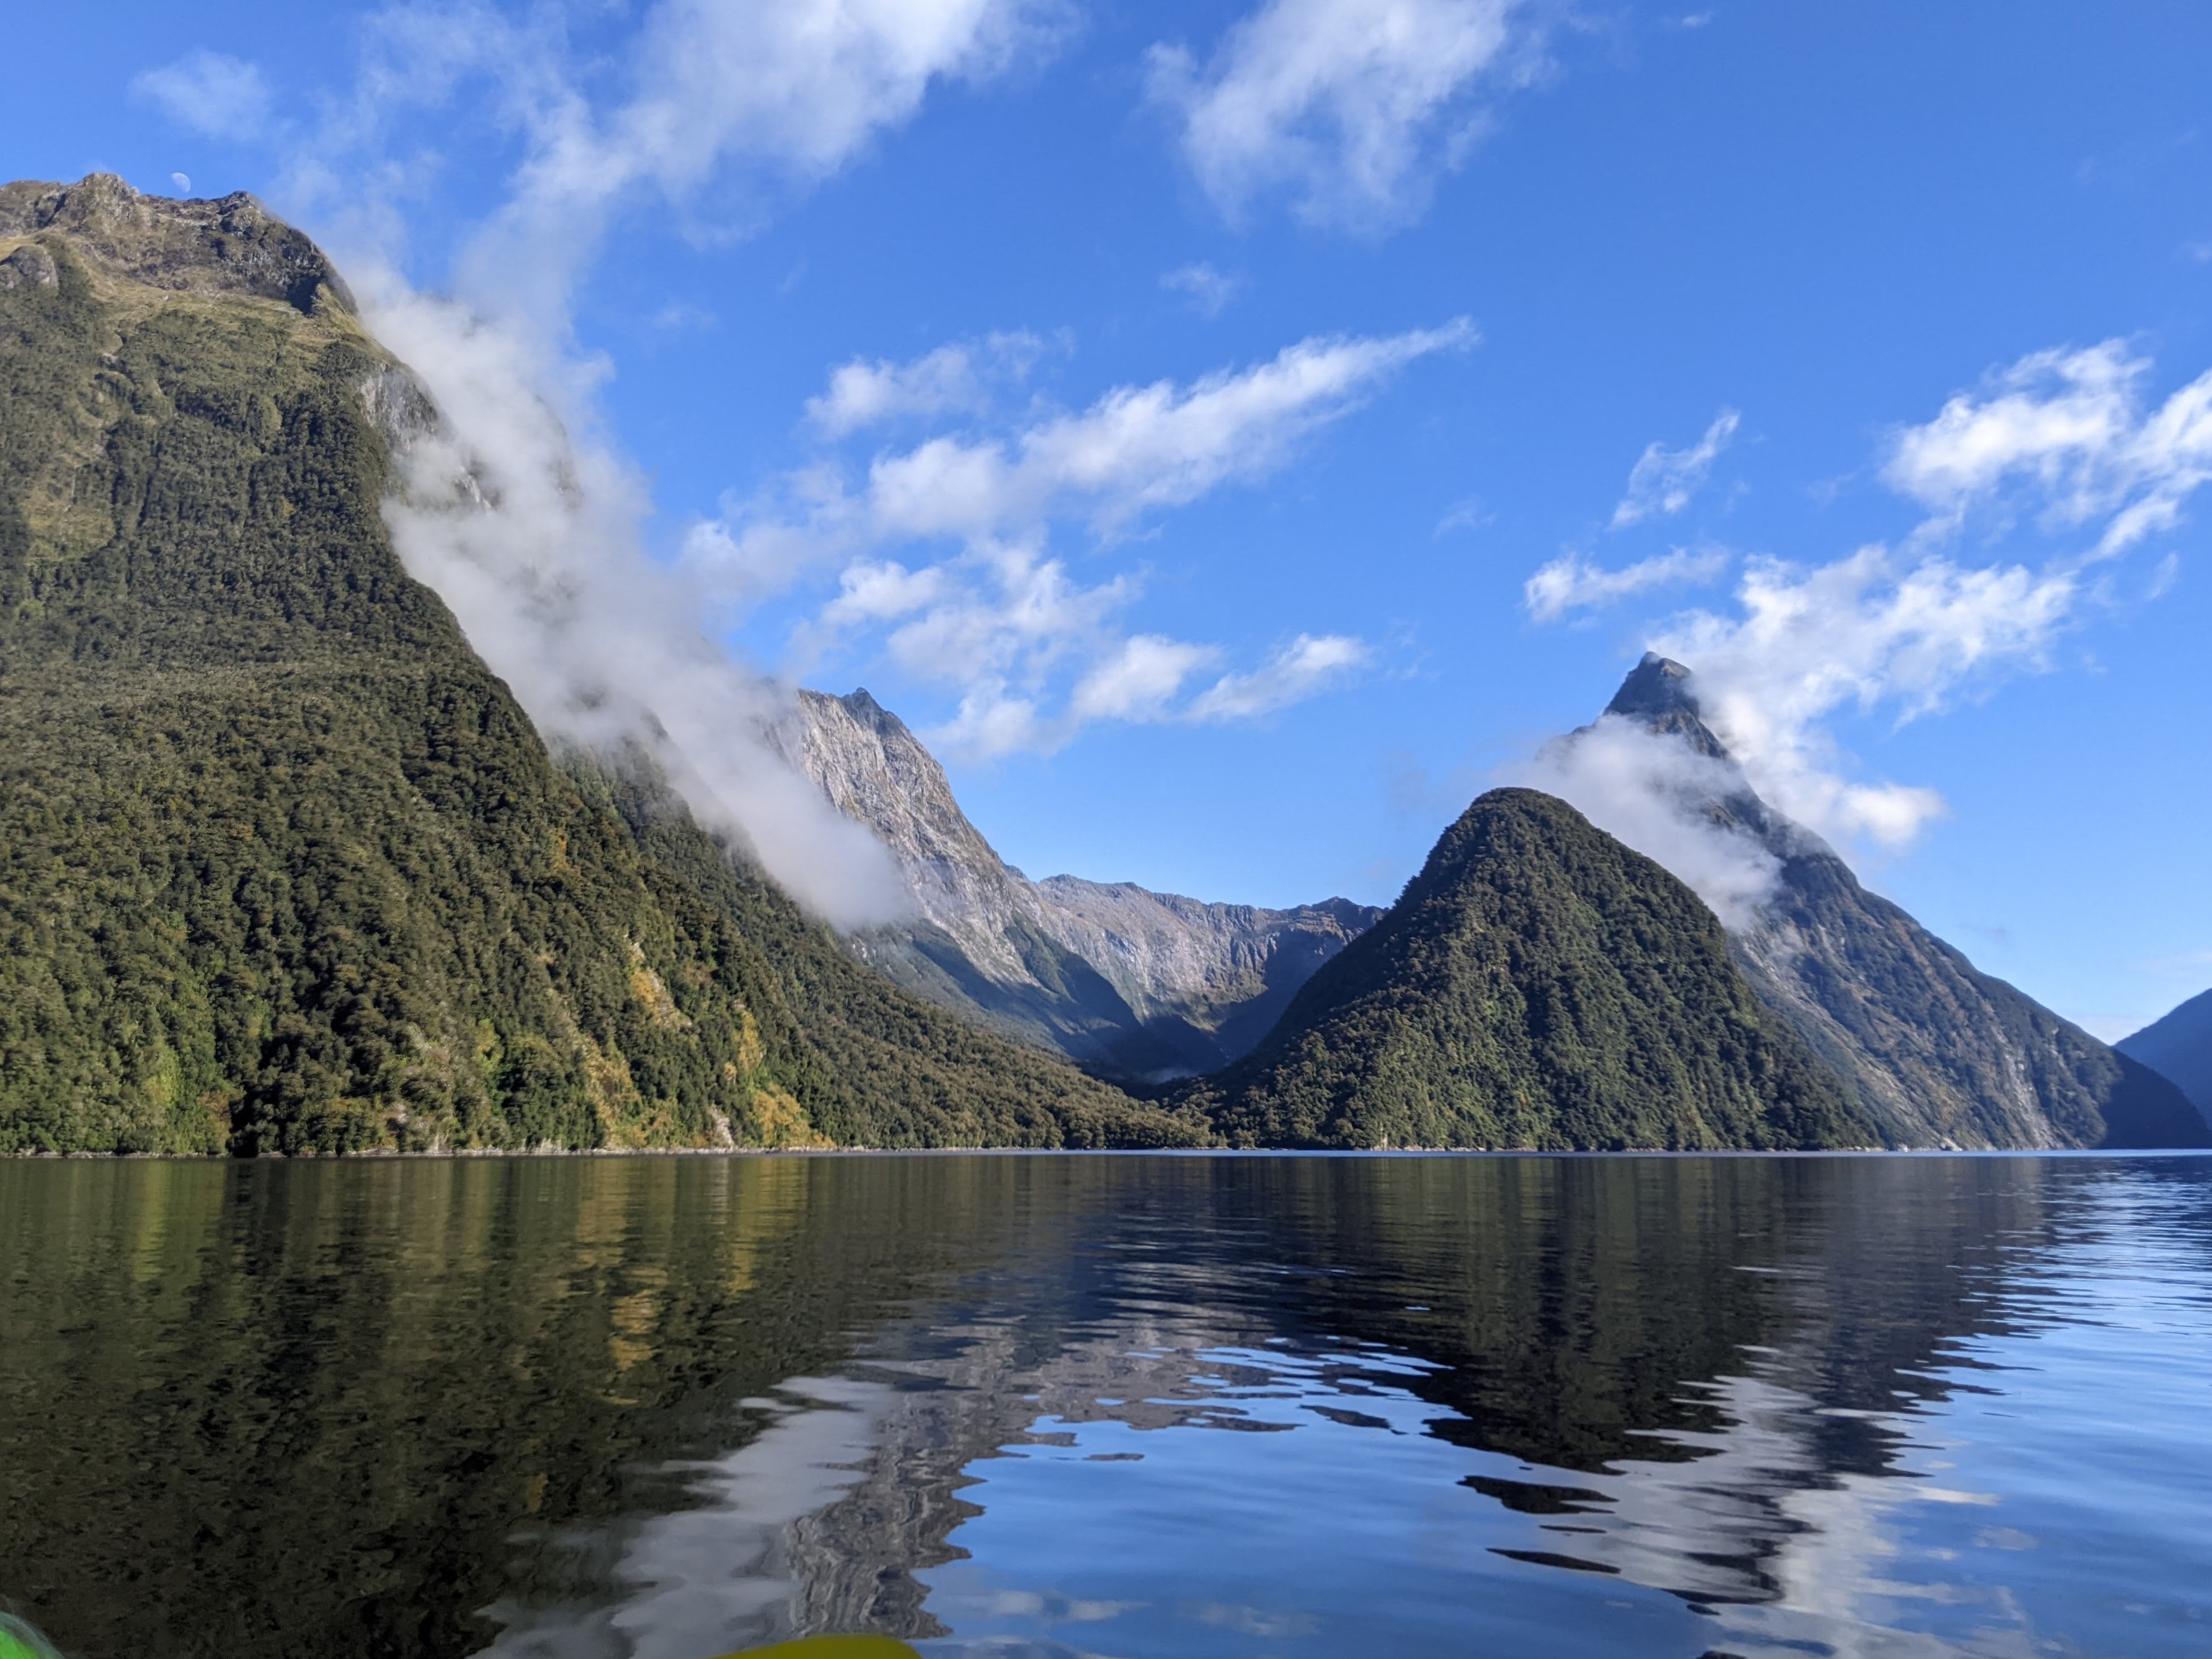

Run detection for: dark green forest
[[1178, 790, 1873, 1150], [0, 209, 1202, 1154]]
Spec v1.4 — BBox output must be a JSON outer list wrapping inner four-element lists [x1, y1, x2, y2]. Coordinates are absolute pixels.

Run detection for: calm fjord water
[[2, 1154, 2208, 1659]]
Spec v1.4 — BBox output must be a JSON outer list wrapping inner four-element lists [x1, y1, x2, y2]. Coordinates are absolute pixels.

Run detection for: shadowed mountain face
[[2120, 989, 2212, 1131], [0, 176, 1201, 1154], [1174, 789, 1868, 1150], [771, 688, 1382, 1082], [1598, 655, 2207, 1150]]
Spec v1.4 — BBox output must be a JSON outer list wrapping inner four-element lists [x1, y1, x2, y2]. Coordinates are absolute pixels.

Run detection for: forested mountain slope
[[1178, 789, 1869, 1150], [0, 174, 1203, 1154], [1598, 656, 2205, 1150]]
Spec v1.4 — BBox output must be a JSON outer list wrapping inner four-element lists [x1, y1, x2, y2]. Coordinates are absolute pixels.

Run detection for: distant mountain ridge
[[771, 688, 1381, 1080], [2119, 990, 2212, 1131], [1595, 655, 2204, 1150]]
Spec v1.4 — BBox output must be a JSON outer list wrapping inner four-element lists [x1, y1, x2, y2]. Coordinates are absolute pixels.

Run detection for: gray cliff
[[771, 689, 1380, 1081]]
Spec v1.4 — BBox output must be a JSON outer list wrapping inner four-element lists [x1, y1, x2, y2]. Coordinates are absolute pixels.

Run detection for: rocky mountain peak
[[1604, 653, 1733, 760], [0, 173, 353, 317], [775, 686, 1384, 1080], [1605, 652, 1697, 717]]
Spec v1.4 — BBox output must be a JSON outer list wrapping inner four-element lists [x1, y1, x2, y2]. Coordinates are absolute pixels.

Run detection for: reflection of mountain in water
[[744, 1158, 2061, 1655], [0, 1154, 2182, 1659]]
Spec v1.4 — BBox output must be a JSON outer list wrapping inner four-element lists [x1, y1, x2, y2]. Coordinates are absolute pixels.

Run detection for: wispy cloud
[[1610, 408, 1739, 528], [1653, 548, 2071, 848], [1188, 633, 1369, 720], [1147, 0, 1551, 233], [131, 49, 274, 143], [1515, 717, 1782, 929], [282, 1, 1083, 923], [1514, 352, 2150, 913], [1161, 261, 1245, 317], [1886, 340, 2212, 555], [288, 0, 1073, 328], [694, 325, 1465, 756], [1524, 545, 1730, 621], [805, 331, 1046, 436]]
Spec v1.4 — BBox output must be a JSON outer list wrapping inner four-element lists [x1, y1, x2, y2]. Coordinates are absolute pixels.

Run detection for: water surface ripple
[[2, 1153, 2207, 1658]]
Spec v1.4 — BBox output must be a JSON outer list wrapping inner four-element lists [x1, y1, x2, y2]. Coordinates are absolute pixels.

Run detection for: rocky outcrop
[[771, 689, 1381, 1081], [0, 173, 353, 316], [1596, 655, 2206, 1149]]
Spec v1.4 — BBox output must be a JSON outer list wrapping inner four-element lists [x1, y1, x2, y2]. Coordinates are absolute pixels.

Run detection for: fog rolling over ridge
[[362, 287, 908, 933], [770, 688, 1380, 1082], [1544, 655, 2207, 1150]]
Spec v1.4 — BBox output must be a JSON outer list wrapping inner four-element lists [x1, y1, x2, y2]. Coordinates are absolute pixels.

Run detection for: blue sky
[[14, 2, 2212, 1036]]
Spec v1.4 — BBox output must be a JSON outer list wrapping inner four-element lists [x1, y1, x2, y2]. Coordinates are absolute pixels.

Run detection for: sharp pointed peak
[[1597, 652, 1737, 763], [1605, 652, 1701, 720]]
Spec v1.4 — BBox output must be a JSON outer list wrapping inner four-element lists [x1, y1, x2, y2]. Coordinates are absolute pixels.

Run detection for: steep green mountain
[[1599, 655, 2206, 1150], [2118, 989, 2212, 1131], [1177, 789, 1869, 1150], [0, 174, 1203, 1155]]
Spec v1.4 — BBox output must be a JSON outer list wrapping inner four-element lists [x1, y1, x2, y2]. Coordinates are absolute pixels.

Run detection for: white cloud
[[1651, 547, 2072, 848], [1147, 0, 1547, 233], [691, 326, 1454, 756], [132, 50, 273, 143], [1610, 408, 1740, 528], [1161, 261, 1245, 317], [1070, 634, 1219, 723], [294, 2, 1073, 925], [1524, 545, 1730, 621], [1188, 633, 1370, 720], [1885, 340, 2212, 555], [304, 0, 1070, 329], [805, 332, 1044, 436], [1515, 717, 1781, 929], [805, 542, 1368, 761], [863, 320, 1476, 540], [366, 284, 911, 929]]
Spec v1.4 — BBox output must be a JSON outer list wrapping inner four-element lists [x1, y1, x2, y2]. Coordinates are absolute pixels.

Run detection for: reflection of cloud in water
[[480, 1337, 2012, 1658], [476, 1167, 2206, 1659], [480, 1376, 897, 1658]]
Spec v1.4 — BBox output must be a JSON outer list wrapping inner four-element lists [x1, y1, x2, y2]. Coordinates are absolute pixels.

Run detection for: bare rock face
[[1597, 654, 2205, 1149], [0, 174, 353, 316], [772, 689, 1382, 1081]]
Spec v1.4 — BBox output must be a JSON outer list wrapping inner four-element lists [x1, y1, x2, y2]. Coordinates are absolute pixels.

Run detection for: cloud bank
[[368, 287, 911, 928]]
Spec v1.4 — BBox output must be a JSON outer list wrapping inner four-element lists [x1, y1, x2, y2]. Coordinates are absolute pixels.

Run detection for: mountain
[[1176, 789, 1868, 1150], [2118, 990, 2212, 1130], [0, 174, 1204, 1154], [1597, 655, 2206, 1150], [770, 688, 1382, 1081]]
